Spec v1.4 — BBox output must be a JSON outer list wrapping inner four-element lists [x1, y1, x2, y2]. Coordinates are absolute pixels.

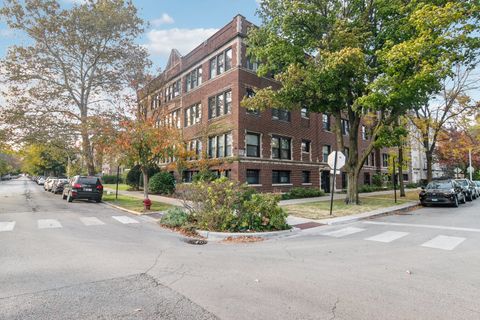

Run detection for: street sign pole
[[393, 156, 397, 204], [115, 165, 120, 200], [329, 152, 338, 216], [469, 149, 473, 180]]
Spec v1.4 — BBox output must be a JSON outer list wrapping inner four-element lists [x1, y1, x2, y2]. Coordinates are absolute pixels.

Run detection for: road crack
[[329, 298, 339, 320]]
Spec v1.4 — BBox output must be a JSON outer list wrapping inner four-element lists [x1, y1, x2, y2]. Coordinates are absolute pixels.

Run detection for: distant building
[[139, 15, 409, 192]]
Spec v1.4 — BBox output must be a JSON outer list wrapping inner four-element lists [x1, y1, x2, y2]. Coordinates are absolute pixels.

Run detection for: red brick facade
[[141, 15, 405, 192]]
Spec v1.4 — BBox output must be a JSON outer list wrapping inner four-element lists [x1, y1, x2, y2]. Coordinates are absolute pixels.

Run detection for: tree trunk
[[346, 170, 359, 204], [426, 150, 433, 182], [80, 128, 95, 176], [398, 146, 405, 197], [142, 168, 149, 199]]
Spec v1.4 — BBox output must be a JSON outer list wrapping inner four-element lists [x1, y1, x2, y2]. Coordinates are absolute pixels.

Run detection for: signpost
[[454, 167, 462, 179], [327, 151, 346, 216], [392, 156, 397, 204]]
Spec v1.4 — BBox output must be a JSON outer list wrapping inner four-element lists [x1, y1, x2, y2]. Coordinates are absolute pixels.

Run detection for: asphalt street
[[1, 177, 480, 320]]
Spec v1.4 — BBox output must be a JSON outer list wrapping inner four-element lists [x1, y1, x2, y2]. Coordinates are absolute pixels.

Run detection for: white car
[[474, 181, 480, 196], [37, 177, 45, 185]]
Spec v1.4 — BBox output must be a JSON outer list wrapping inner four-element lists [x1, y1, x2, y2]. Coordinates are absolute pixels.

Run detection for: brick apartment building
[[140, 15, 407, 192]]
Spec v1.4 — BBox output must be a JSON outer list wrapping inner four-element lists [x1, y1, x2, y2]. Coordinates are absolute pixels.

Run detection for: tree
[[409, 66, 479, 182], [0, 0, 150, 175], [115, 118, 180, 200], [20, 143, 73, 176], [243, 0, 480, 204]]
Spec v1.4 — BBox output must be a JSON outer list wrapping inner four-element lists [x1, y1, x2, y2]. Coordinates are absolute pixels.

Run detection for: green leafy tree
[[243, 0, 480, 204], [0, 0, 150, 175]]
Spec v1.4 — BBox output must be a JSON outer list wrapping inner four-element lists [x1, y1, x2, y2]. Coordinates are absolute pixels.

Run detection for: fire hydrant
[[143, 198, 152, 210]]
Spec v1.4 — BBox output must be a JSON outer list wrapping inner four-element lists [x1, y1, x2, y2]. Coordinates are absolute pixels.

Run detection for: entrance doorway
[[321, 171, 330, 193]]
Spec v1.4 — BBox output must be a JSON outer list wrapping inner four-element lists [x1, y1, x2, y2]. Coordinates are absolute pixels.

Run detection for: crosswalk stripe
[[38, 219, 62, 229], [323, 227, 365, 238], [112, 215, 139, 224], [421, 235, 466, 251], [80, 217, 105, 226], [0, 221, 15, 232], [366, 231, 409, 243]]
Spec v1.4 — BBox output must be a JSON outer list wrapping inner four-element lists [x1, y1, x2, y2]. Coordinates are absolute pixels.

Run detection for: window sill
[[272, 118, 291, 123], [247, 184, 262, 187], [302, 183, 313, 186], [272, 183, 293, 187]]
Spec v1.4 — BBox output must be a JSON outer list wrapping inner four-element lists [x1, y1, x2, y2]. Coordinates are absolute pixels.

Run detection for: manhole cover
[[182, 238, 207, 245]]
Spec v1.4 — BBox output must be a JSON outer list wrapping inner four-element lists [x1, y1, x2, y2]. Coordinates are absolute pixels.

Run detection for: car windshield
[[456, 180, 468, 186], [475, 181, 480, 187], [78, 177, 99, 184], [426, 181, 452, 189]]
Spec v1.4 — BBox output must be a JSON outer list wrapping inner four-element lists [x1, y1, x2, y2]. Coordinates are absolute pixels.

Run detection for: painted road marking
[[112, 216, 139, 224], [366, 231, 409, 243], [38, 219, 62, 229], [363, 221, 480, 233], [421, 235, 466, 251], [323, 227, 365, 238], [0, 221, 15, 232], [80, 217, 105, 226]]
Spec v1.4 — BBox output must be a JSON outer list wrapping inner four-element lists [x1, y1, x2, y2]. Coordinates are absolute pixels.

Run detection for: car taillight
[[96, 185, 103, 190], [73, 183, 82, 189]]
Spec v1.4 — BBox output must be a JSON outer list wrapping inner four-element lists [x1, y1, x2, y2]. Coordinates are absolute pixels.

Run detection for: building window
[[322, 114, 331, 131], [341, 172, 348, 189], [403, 174, 409, 181], [362, 125, 368, 140], [301, 107, 309, 119], [246, 56, 259, 71], [185, 66, 202, 92], [246, 169, 260, 184], [164, 109, 181, 128], [209, 48, 232, 79], [301, 140, 311, 153], [364, 172, 371, 185], [245, 88, 259, 115], [271, 136, 291, 160], [182, 170, 198, 183], [272, 109, 291, 122], [272, 170, 291, 184], [302, 171, 311, 184], [208, 90, 232, 119], [382, 153, 389, 167], [184, 103, 201, 127], [246, 132, 260, 157], [208, 132, 233, 158], [370, 152, 375, 167], [187, 139, 202, 160], [341, 119, 350, 135], [322, 145, 331, 162]]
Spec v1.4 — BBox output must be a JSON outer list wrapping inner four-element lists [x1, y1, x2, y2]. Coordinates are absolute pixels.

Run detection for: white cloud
[[144, 27, 219, 58], [151, 13, 175, 27]]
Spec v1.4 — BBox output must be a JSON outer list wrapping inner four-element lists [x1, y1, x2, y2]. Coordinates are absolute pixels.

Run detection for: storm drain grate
[[182, 238, 208, 245]]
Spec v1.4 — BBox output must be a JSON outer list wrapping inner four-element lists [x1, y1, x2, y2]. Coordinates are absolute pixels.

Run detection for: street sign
[[454, 167, 462, 174], [467, 166, 475, 174], [327, 151, 346, 170]]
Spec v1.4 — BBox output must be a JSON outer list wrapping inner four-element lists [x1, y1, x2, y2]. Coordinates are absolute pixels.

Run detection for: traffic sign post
[[328, 151, 346, 216]]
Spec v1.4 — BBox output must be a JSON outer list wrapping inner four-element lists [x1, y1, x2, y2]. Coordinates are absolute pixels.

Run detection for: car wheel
[[452, 196, 459, 208], [95, 198, 101, 203], [467, 193, 473, 201], [62, 193, 67, 200], [461, 194, 466, 204], [67, 193, 73, 203]]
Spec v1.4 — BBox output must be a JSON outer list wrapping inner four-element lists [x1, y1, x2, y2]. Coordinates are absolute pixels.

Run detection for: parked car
[[419, 179, 466, 207], [62, 176, 103, 203], [474, 181, 480, 196], [37, 177, 46, 185], [51, 179, 68, 194], [455, 179, 477, 201], [44, 177, 58, 191]]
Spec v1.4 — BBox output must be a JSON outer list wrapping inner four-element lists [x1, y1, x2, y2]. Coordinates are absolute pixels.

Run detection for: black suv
[[419, 179, 466, 207], [62, 176, 103, 203]]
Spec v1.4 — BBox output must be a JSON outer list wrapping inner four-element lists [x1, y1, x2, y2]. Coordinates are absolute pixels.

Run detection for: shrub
[[358, 185, 384, 193], [160, 207, 189, 228], [281, 187, 324, 200], [101, 174, 124, 184], [405, 182, 419, 189], [176, 177, 288, 232], [149, 171, 175, 195], [372, 173, 384, 187], [126, 165, 160, 190]]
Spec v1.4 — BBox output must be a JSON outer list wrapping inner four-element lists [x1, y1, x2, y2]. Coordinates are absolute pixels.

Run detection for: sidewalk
[[279, 189, 418, 205], [104, 188, 184, 207]]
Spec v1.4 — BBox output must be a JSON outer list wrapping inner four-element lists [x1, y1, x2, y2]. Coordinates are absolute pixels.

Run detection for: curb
[[100, 201, 144, 216], [312, 202, 420, 226], [196, 227, 301, 241]]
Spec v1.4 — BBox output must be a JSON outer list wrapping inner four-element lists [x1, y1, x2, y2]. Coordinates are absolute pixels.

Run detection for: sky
[[0, 0, 261, 72]]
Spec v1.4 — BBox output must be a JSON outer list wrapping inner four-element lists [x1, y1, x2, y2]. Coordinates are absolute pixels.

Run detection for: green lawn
[[284, 196, 414, 220], [103, 183, 131, 191], [103, 194, 172, 213]]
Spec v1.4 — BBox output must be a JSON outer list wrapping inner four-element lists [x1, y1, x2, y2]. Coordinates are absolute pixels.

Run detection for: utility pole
[[469, 148, 473, 180]]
